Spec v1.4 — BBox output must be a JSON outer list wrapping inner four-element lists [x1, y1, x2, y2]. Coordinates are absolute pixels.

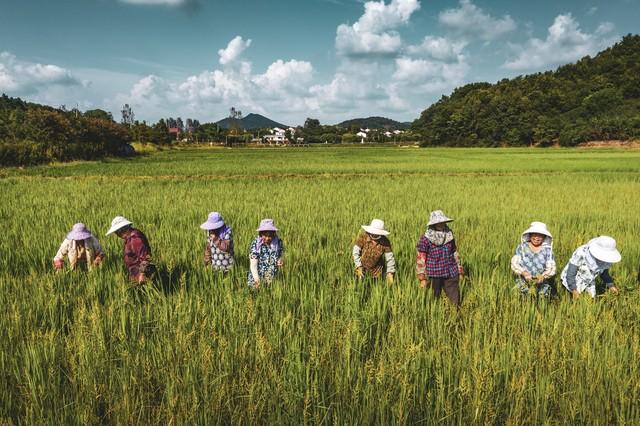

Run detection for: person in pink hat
[[352, 218, 396, 284], [53, 223, 105, 271], [248, 219, 284, 288], [200, 212, 234, 272]]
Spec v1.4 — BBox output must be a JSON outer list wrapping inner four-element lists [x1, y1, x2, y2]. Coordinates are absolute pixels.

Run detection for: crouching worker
[[352, 219, 396, 284], [106, 216, 154, 284], [200, 212, 234, 272], [416, 210, 464, 305], [248, 219, 284, 289], [54, 223, 105, 271], [510, 221, 556, 298], [561, 236, 621, 299]]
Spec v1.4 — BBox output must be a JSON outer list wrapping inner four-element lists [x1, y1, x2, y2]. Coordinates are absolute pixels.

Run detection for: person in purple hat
[[248, 219, 284, 288], [53, 223, 105, 271], [200, 212, 234, 272]]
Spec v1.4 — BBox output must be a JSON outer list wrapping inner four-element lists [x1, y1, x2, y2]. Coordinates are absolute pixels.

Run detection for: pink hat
[[257, 218, 278, 232], [66, 223, 93, 241], [200, 212, 226, 230]]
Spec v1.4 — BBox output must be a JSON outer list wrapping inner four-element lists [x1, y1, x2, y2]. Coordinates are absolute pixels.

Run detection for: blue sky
[[1, 0, 638, 125]]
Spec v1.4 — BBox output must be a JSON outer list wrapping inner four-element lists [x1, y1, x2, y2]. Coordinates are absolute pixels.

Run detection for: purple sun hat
[[257, 218, 278, 232], [200, 212, 226, 230], [66, 223, 93, 241]]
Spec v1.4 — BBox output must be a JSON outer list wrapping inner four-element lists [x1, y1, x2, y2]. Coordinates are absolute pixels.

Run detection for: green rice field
[[1, 146, 640, 424]]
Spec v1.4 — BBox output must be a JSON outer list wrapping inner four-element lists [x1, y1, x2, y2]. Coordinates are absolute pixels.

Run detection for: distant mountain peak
[[215, 113, 287, 130]]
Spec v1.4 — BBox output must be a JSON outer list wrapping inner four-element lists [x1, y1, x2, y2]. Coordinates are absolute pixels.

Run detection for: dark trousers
[[430, 276, 460, 305]]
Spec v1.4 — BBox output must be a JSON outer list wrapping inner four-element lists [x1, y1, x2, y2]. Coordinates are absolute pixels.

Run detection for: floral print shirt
[[247, 237, 284, 286]]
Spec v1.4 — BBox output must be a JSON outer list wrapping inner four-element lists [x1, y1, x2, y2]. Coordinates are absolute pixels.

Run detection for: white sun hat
[[522, 221, 552, 238], [361, 219, 390, 236], [427, 210, 453, 226], [588, 236, 621, 263], [106, 216, 132, 235]]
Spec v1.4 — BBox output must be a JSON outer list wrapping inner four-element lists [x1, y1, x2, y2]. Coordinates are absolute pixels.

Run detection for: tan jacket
[[54, 237, 105, 270]]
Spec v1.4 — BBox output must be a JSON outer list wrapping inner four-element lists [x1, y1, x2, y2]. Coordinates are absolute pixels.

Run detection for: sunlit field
[[1, 146, 640, 424]]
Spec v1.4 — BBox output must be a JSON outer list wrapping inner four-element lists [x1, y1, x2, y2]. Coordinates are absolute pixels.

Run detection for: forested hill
[[337, 116, 410, 130], [412, 34, 640, 146]]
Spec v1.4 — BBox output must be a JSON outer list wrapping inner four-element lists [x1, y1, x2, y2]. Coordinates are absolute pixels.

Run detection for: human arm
[[250, 258, 260, 287], [204, 240, 212, 266], [542, 249, 556, 280], [510, 245, 529, 278], [416, 236, 429, 287], [91, 237, 105, 266], [601, 269, 618, 294], [53, 239, 69, 269]]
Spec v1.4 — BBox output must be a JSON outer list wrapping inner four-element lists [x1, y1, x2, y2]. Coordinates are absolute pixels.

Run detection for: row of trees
[[412, 34, 640, 146], [0, 96, 131, 166]]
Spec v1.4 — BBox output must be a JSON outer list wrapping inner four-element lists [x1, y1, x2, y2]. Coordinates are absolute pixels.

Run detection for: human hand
[[137, 273, 146, 284], [522, 272, 532, 281], [458, 265, 465, 278], [254, 280, 261, 289], [571, 289, 580, 300], [277, 258, 284, 268], [536, 275, 545, 284], [386, 273, 394, 285], [93, 257, 103, 267], [54, 259, 64, 270], [609, 286, 619, 295], [355, 267, 364, 279], [419, 279, 429, 289]]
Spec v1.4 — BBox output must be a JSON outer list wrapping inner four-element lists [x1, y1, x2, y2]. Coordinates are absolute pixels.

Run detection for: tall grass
[[1, 147, 639, 423]]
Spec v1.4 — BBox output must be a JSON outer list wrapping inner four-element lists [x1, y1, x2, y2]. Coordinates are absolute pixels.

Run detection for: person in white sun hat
[[106, 216, 154, 284], [352, 219, 396, 284], [561, 236, 621, 299], [416, 210, 464, 306], [510, 221, 556, 298]]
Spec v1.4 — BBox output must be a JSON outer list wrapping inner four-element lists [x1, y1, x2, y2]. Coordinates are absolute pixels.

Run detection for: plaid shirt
[[416, 235, 459, 278]]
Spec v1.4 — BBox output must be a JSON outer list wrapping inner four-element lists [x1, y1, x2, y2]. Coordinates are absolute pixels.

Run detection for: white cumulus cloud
[[336, 0, 420, 57], [439, 0, 516, 42], [503, 14, 617, 70], [218, 36, 252, 65], [0, 51, 83, 96], [406, 36, 467, 62]]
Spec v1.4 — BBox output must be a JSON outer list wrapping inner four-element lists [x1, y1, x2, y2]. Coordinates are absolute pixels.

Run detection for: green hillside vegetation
[[412, 34, 640, 146], [337, 116, 410, 130], [0, 95, 132, 166]]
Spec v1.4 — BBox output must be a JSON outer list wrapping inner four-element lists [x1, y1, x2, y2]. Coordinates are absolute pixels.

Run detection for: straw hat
[[588, 236, 621, 263], [257, 218, 278, 232], [200, 212, 225, 230], [427, 210, 453, 226], [361, 219, 390, 236], [522, 221, 552, 238], [106, 216, 132, 235], [66, 223, 92, 241]]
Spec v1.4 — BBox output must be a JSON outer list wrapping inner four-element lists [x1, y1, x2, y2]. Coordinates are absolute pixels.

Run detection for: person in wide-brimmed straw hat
[[106, 216, 154, 284], [53, 223, 105, 271], [247, 219, 284, 288], [561, 236, 621, 299], [200, 212, 234, 272], [415, 210, 464, 305], [352, 219, 396, 284], [510, 221, 557, 298]]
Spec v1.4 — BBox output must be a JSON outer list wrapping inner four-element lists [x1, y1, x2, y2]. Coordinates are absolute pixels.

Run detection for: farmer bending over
[[510, 221, 556, 298], [106, 216, 154, 284], [53, 223, 105, 271], [352, 219, 396, 284]]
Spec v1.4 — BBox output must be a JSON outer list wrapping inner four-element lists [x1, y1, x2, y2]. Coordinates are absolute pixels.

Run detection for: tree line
[[412, 34, 640, 146]]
